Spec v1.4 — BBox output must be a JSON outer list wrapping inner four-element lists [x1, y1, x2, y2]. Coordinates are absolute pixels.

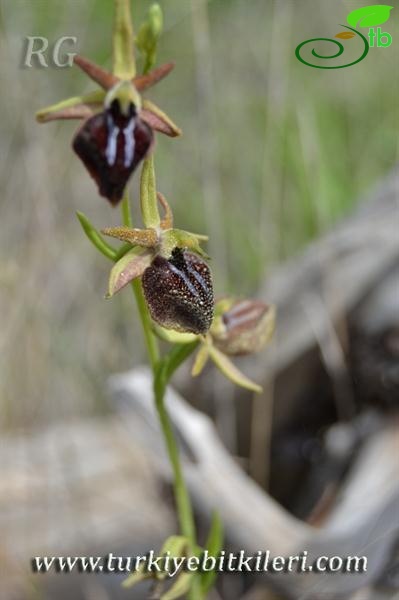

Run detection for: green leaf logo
[[347, 5, 393, 28]]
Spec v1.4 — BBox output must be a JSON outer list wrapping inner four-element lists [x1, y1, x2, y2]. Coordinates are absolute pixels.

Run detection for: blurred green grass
[[0, 0, 397, 427]]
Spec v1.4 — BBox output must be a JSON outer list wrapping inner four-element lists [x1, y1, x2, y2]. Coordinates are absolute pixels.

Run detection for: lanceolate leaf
[[76, 211, 116, 261], [208, 345, 262, 393], [107, 248, 153, 297], [347, 5, 393, 28]]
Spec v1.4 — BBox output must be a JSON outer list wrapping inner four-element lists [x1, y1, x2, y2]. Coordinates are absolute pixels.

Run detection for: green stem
[[113, 4, 201, 596], [154, 342, 202, 600], [121, 192, 160, 370], [122, 195, 201, 599], [154, 367, 196, 542], [121, 193, 133, 228], [131, 278, 160, 371]]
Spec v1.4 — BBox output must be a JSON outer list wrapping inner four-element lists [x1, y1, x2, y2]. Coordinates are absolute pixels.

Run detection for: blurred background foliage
[[0, 0, 397, 428]]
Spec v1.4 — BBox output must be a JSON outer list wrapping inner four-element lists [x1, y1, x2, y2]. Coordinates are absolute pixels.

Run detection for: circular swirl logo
[[295, 6, 394, 69], [295, 25, 369, 69]]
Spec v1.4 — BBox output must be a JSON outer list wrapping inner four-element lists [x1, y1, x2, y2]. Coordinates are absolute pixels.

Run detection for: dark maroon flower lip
[[36, 56, 181, 205], [142, 248, 214, 335], [72, 99, 153, 205]]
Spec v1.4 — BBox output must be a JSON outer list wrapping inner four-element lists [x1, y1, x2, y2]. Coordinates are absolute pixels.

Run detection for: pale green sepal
[[36, 90, 105, 122], [140, 157, 161, 229], [113, 0, 136, 79], [208, 345, 263, 393], [107, 248, 152, 297]]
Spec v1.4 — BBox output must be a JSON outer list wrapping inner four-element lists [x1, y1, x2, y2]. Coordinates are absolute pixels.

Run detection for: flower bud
[[142, 248, 214, 334], [72, 97, 153, 205], [212, 298, 275, 355]]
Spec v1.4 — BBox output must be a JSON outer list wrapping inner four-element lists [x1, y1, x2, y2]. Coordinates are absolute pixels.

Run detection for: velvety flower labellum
[[73, 99, 153, 205], [142, 248, 214, 335], [213, 299, 275, 355]]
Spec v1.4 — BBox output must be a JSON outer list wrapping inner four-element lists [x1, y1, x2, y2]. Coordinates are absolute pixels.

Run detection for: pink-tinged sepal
[[72, 100, 153, 205], [141, 99, 182, 137], [73, 55, 118, 90]]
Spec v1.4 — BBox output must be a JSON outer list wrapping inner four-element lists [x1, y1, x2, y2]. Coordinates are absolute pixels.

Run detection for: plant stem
[[154, 368, 196, 542], [122, 192, 201, 598], [155, 342, 202, 600], [121, 193, 160, 370], [121, 193, 133, 228], [114, 3, 201, 596], [131, 278, 160, 371]]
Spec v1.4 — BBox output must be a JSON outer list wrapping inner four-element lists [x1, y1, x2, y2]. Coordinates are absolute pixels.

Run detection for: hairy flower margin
[[35, 2, 275, 597]]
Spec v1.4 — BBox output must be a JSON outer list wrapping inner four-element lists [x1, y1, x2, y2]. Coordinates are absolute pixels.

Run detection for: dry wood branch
[[110, 368, 399, 600]]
